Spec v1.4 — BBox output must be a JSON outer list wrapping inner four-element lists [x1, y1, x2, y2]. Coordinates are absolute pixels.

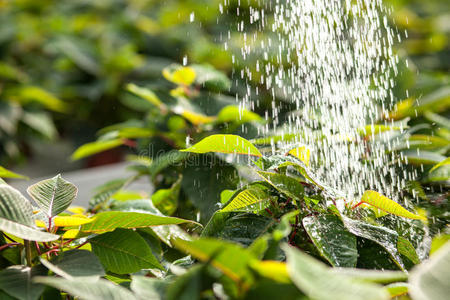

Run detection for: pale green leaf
[[0, 184, 34, 226], [284, 245, 390, 300], [131, 276, 168, 300], [356, 190, 425, 220], [0, 265, 46, 300], [217, 105, 262, 124], [221, 184, 270, 212], [34, 276, 137, 300], [71, 139, 124, 161], [409, 242, 450, 300], [126, 84, 163, 108], [181, 134, 262, 157], [430, 157, 450, 173], [27, 174, 77, 217], [0, 166, 28, 180]]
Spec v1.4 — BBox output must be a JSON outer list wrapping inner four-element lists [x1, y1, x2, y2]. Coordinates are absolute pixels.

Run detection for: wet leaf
[[303, 214, 357, 267], [181, 134, 262, 157]]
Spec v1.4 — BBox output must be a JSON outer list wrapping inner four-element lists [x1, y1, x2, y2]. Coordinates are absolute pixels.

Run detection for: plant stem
[[24, 240, 32, 267]]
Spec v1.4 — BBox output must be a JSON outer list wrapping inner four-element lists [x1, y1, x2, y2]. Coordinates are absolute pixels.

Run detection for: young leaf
[[90, 228, 163, 274], [355, 190, 425, 220], [181, 134, 263, 157], [0, 166, 28, 180], [71, 139, 124, 161], [52, 215, 94, 227], [287, 146, 311, 166], [27, 174, 77, 217], [0, 265, 46, 300], [217, 105, 262, 124], [384, 283, 409, 298], [39, 249, 105, 279], [283, 245, 390, 300], [303, 214, 357, 267], [80, 211, 199, 234], [220, 184, 271, 212], [429, 157, 450, 173], [89, 177, 131, 208], [126, 83, 163, 108], [34, 276, 137, 300], [163, 65, 196, 86]]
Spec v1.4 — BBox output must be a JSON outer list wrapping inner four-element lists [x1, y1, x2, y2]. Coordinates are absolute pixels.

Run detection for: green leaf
[[331, 268, 408, 284], [385, 282, 409, 298], [0, 217, 59, 242], [302, 214, 357, 267], [191, 64, 231, 91], [126, 83, 163, 108], [71, 139, 124, 161], [284, 245, 390, 300], [16, 86, 69, 113], [256, 171, 304, 201], [90, 228, 163, 274], [181, 134, 262, 157], [220, 184, 271, 212], [173, 238, 256, 284], [397, 236, 420, 265], [430, 157, 450, 173], [80, 211, 198, 234], [0, 183, 34, 226], [0, 265, 47, 300], [131, 276, 169, 300], [356, 190, 425, 220], [401, 150, 446, 165], [217, 105, 262, 124], [341, 216, 405, 270], [39, 249, 105, 279], [27, 174, 77, 217], [34, 276, 137, 300], [0, 166, 28, 179], [409, 242, 450, 300], [21, 111, 57, 140], [89, 178, 131, 208], [152, 176, 182, 215]]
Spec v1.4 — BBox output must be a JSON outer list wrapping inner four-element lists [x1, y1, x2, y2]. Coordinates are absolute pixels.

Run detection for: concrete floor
[[9, 162, 153, 207]]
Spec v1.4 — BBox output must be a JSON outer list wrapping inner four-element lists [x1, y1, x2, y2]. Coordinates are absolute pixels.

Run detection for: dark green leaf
[[303, 214, 357, 267], [90, 228, 162, 274]]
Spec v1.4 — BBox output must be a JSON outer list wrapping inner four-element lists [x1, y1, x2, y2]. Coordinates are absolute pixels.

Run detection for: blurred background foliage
[[0, 0, 448, 176]]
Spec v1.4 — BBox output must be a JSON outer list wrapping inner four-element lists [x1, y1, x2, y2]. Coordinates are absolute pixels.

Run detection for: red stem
[[34, 241, 42, 255], [0, 243, 20, 251], [352, 202, 364, 209]]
